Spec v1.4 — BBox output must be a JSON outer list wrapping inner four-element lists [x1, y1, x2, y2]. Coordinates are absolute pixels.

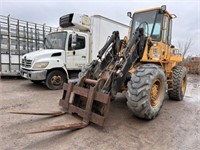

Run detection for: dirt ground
[[0, 74, 200, 150]]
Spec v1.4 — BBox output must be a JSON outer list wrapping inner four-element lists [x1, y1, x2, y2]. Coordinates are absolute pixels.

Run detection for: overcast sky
[[0, 0, 199, 56]]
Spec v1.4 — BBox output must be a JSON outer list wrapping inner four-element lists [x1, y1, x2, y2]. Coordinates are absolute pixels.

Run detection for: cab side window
[[168, 19, 172, 45], [162, 15, 169, 44], [68, 35, 85, 50]]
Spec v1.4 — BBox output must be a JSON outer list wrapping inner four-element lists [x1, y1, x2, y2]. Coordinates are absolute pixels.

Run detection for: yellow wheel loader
[[8, 5, 187, 133]]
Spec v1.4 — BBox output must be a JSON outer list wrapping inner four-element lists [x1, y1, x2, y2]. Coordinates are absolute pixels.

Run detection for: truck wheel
[[46, 70, 66, 90], [31, 80, 43, 84], [126, 64, 166, 119], [168, 66, 187, 101]]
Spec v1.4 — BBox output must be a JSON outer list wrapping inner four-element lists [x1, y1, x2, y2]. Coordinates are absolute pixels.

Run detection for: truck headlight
[[33, 62, 49, 68]]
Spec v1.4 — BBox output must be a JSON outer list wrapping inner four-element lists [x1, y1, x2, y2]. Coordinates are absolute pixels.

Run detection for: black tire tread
[[168, 66, 187, 101], [127, 64, 166, 119]]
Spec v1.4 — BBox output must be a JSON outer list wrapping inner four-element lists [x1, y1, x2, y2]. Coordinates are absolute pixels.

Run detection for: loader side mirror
[[160, 5, 166, 13], [127, 12, 132, 18], [71, 32, 77, 49], [161, 5, 166, 11]]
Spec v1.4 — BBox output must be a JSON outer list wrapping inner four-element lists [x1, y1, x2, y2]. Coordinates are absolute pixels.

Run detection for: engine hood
[[22, 49, 64, 60]]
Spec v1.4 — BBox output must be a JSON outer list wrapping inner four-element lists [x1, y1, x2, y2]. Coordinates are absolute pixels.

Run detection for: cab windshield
[[132, 10, 162, 41], [44, 32, 67, 50]]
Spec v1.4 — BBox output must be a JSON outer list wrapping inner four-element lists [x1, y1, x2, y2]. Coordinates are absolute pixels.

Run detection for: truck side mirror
[[43, 37, 49, 49], [71, 32, 77, 49]]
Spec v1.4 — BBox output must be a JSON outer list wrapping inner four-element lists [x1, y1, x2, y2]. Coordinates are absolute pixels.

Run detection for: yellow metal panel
[[134, 7, 160, 14], [133, 6, 171, 18], [169, 56, 183, 62]]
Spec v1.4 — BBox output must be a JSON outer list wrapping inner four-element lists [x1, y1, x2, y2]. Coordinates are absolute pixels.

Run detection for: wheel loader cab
[[129, 6, 176, 63], [131, 9, 163, 41]]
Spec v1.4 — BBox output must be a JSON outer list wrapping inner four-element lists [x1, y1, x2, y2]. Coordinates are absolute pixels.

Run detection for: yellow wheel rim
[[150, 79, 162, 108], [182, 76, 186, 94]]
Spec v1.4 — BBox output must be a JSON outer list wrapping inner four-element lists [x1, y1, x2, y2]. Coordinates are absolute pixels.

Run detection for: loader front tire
[[168, 66, 187, 101], [127, 64, 166, 119]]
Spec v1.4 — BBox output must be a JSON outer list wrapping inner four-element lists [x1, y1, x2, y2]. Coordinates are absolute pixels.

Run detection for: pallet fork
[[7, 77, 111, 133]]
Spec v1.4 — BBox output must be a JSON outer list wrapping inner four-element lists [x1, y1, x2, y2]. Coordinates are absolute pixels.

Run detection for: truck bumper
[[21, 69, 47, 80]]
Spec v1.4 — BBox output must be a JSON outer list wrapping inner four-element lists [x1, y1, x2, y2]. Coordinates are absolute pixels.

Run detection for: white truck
[[20, 13, 129, 89]]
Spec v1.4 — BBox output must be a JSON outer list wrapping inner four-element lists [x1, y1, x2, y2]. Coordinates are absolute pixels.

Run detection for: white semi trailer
[[20, 13, 129, 89]]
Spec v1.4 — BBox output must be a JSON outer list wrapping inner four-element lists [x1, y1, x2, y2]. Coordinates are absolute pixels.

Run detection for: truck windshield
[[132, 10, 162, 41], [44, 32, 67, 50]]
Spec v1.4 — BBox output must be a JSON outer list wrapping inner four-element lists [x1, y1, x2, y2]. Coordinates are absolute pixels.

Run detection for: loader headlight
[[153, 42, 158, 47], [33, 62, 49, 68]]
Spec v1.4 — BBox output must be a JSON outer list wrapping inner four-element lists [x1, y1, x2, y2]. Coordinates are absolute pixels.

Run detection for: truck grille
[[22, 59, 32, 68]]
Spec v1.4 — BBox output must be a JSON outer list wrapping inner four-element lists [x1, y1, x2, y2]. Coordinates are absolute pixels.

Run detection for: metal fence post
[[17, 19, 20, 70], [23, 26, 26, 51], [35, 23, 37, 51], [26, 21, 29, 53], [43, 23, 46, 47], [7, 15, 11, 71], [0, 24, 2, 72]]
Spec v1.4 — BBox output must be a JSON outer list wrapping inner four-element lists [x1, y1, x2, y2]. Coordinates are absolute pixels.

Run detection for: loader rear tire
[[168, 66, 187, 101], [127, 64, 166, 120]]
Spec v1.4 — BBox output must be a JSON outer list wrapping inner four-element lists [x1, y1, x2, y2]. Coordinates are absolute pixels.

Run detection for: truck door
[[65, 33, 88, 69]]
